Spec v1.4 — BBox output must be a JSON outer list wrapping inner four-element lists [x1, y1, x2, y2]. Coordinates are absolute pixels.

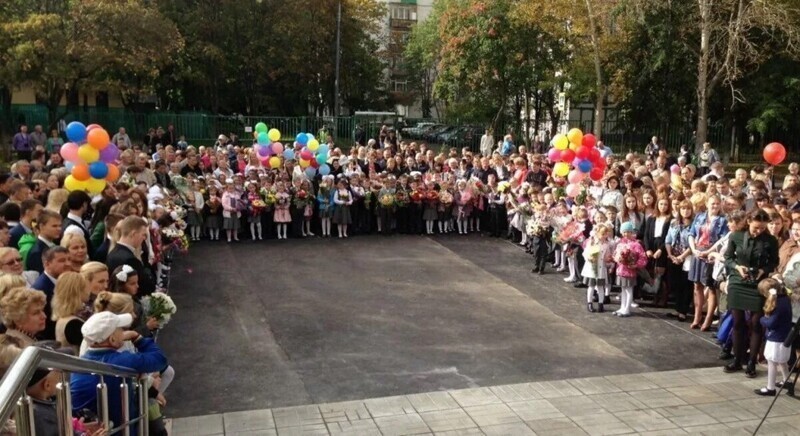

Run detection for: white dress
[[581, 240, 611, 284]]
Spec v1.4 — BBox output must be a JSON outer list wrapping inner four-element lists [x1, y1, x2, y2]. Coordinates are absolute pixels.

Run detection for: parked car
[[402, 122, 437, 139], [417, 124, 444, 140], [433, 126, 462, 143], [424, 125, 453, 142], [445, 126, 483, 151]]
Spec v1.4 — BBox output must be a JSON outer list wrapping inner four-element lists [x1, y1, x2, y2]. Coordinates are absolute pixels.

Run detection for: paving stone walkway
[[171, 367, 800, 435]]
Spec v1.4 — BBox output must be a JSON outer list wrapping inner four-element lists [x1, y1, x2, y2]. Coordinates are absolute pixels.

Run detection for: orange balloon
[[87, 128, 110, 150], [105, 164, 120, 182], [72, 164, 91, 181]]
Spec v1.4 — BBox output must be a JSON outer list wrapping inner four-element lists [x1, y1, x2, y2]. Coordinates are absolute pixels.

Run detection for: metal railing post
[[15, 394, 35, 436], [120, 379, 130, 436], [97, 376, 110, 430], [56, 371, 73, 436], [137, 377, 149, 436]]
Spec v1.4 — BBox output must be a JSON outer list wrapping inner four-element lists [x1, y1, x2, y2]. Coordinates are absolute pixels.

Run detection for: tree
[[0, 0, 182, 127]]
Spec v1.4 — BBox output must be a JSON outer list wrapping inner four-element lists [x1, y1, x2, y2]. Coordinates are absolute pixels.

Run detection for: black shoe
[[754, 388, 776, 396], [718, 350, 734, 360], [574, 283, 588, 288], [603, 296, 611, 304], [723, 363, 742, 373], [531, 267, 540, 273], [592, 293, 599, 302], [745, 362, 757, 378], [786, 382, 795, 396], [598, 304, 604, 313], [587, 303, 595, 313], [538, 269, 545, 275]]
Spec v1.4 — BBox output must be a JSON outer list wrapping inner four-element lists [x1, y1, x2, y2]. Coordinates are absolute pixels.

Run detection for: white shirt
[[654, 217, 668, 238], [64, 212, 88, 237]]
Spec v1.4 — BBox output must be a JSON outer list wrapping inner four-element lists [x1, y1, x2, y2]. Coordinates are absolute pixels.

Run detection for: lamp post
[[334, 0, 342, 117]]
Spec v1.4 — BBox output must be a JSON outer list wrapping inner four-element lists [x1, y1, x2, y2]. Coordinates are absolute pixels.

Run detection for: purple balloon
[[100, 143, 120, 163], [258, 145, 271, 157]]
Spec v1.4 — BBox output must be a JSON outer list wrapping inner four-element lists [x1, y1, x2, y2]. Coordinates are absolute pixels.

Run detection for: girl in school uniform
[[454, 179, 473, 235], [317, 176, 335, 237], [333, 179, 353, 238], [613, 221, 648, 317], [423, 182, 439, 235], [186, 179, 205, 241], [300, 179, 316, 238], [221, 179, 241, 243], [582, 224, 613, 313], [273, 182, 292, 239], [203, 184, 222, 241], [245, 182, 265, 241]]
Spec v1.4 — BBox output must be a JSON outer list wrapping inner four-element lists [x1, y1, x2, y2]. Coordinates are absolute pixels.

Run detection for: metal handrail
[[0, 346, 139, 432]]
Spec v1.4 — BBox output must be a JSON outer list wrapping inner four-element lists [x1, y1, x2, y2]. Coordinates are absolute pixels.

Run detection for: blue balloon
[[316, 153, 328, 165], [318, 144, 330, 155], [319, 164, 330, 176], [577, 159, 593, 173], [304, 167, 317, 178], [65, 161, 75, 172], [296, 133, 308, 145], [283, 149, 295, 160], [89, 161, 109, 179], [66, 121, 87, 143]]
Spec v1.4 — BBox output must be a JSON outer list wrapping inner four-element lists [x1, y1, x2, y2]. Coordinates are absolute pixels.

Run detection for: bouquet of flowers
[[276, 194, 289, 207], [410, 190, 424, 203], [585, 244, 601, 277], [395, 190, 409, 207], [262, 190, 277, 207], [364, 190, 374, 208], [526, 216, 550, 237], [617, 247, 638, 268], [379, 193, 396, 208], [339, 191, 350, 202], [556, 220, 586, 246], [439, 191, 453, 206], [140, 292, 177, 328], [293, 189, 310, 208], [425, 190, 439, 204], [251, 199, 267, 209], [470, 177, 490, 195]]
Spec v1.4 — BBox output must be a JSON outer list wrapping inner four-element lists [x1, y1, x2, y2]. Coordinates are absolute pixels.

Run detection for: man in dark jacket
[[62, 191, 94, 259], [106, 216, 156, 296]]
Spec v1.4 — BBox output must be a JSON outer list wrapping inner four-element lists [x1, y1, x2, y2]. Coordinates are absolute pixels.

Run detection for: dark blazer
[[63, 216, 95, 260], [9, 224, 30, 249], [642, 216, 672, 253], [95, 238, 111, 264], [25, 239, 51, 274], [31, 273, 57, 340], [106, 244, 155, 296]]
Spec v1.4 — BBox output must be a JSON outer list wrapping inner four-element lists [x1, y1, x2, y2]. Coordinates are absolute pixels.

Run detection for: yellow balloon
[[268, 128, 281, 142], [78, 144, 100, 163], [554, 162, 570, 177], [553, 134, 569, 150], [86, 177, 106, 194], [64, 175, 88, 192], [307, 139, 320, 151], [299, 159, 310, 168], [567, 128, 583, 146], [568, 142, 578, 151], [268, 156, 282, 169]]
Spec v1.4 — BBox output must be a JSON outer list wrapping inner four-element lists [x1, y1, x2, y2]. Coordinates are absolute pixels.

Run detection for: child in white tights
[[755, 278, 793, 396], [612, 221, 647, 317]]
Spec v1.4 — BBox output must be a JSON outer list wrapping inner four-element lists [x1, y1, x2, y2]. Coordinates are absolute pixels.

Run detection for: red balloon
[[763, 142, 786, 166], [589, 148, 601, 162], [582, 133, 597, 148], [547, 148, 561, 162], [300, 150, 313, 161], [561, 149, 576, 163], [575, 145, 590, 160], [590, 167, 604, 181], [310, 158, 320, 169]]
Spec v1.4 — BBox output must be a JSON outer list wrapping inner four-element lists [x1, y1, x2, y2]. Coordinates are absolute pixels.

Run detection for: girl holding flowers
[[333, 179, 353, 238], [317, 176, 335, 237], [246, 182, 265, 241], [613, 221, 648, 317], [582, 224, 613, 313], [301, 179, 316, 238], [203, 184, 222, 241], [273, 182, 292, 240], [454, 179, 473, 235]]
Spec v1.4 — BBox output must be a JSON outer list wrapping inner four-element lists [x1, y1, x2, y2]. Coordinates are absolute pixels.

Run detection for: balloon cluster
[[763, 142, 786, 166], [547, 128, 605, 198], [294, 131, 330, 179], [253, 123, 285, 170], [61, 122, 121, 193]]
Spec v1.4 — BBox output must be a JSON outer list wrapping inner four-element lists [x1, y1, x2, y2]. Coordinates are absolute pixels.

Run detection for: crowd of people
[[3, 120, 800, 434]]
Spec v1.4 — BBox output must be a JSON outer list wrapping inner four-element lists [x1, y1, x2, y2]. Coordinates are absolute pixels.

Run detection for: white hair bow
[[769, 288, 778, 296], [116, 265, 135, 282]]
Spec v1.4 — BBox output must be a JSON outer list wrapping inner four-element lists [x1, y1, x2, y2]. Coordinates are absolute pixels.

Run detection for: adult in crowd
[[31, 246, 70, 340], [723, 209, 780, 377], [112, 127, 133, 149], [51, 272, 91, 355], [0, 287, 47, 347], [106, 216, 155, 296], [12, 124, 32, 160]]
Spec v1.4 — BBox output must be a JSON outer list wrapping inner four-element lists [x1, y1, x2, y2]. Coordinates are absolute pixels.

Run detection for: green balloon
[[255, 122, 268, 133]]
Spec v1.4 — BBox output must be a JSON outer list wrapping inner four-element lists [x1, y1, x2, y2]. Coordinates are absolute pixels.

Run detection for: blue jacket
[[689, 212, 728, 247], [761, 295, 793, 343], [31, 273, 56, 340], [71, 338, 168, 430], [9, 224, 31, 249]]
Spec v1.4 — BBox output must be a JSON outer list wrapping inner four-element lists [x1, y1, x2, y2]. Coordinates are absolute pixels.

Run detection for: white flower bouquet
[[140, 292, 177, 327]]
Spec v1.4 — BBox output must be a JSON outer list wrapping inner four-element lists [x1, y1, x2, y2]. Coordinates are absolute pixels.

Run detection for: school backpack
[[715, 310, 734, 344]]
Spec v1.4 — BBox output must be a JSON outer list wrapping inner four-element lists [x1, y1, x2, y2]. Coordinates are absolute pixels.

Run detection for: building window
[[393, 80, 408, 92], [391, 6, 411, 20]]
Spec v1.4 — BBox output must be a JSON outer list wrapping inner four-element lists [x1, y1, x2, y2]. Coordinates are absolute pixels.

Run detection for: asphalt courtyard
[[160, 235, 721, 418]]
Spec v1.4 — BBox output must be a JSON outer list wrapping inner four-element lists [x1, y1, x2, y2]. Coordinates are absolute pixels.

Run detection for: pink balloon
[[86, 124, 102, 132], [60, 142, 80, 162], [547, 148, 561, 162], [572, 157, 582, 168], [568, 170, 584, 184], [566, 183, 581, 198], [670, 164, 680, 174], [271, 142, 284, 155]]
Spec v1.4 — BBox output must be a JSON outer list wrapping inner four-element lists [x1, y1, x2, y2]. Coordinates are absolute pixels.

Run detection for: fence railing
[[2, 105, 790, 157]]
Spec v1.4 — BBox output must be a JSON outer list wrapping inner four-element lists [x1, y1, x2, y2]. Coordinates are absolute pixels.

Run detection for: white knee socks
[[767, 360, 790, 390], [586, 286, 595, 303], [618, 286, 633, 315]]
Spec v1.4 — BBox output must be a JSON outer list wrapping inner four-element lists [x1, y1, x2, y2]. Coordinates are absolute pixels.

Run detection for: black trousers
[[731, 309, 763, 366], [667, 262, 692, 315]]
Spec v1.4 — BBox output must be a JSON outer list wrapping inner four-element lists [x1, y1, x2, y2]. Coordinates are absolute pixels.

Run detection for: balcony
[[390, 18, 415, 29]]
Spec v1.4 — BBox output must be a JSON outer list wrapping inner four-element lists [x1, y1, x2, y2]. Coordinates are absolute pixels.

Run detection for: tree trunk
[[584, 0, 605, 139], [695, 0, 712, 151], [524, 87, 531, 148]]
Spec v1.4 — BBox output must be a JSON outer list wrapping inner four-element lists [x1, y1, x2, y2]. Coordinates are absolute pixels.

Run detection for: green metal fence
[[0, 104, 787, 158]]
